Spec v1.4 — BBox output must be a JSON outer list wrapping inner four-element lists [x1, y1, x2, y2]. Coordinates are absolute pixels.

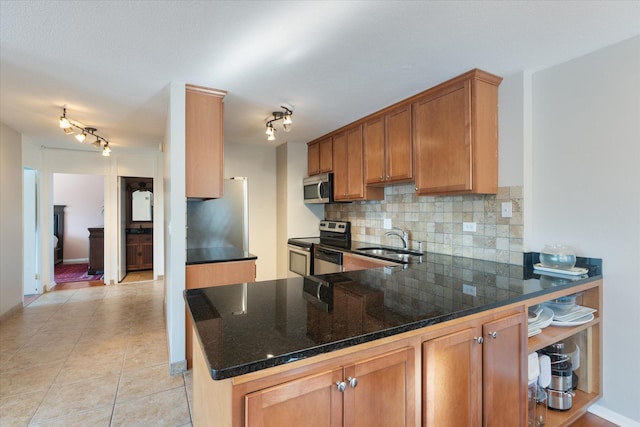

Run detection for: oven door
[[288, 244, 312, 276]]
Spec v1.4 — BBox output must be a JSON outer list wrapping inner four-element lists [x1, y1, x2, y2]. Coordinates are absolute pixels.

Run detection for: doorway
[[118, 177, 154, 283], [52, 173, 105, 286]]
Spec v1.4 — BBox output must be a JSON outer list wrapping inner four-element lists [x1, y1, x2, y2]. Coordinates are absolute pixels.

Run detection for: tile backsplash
[[325, 184, 524, 265]]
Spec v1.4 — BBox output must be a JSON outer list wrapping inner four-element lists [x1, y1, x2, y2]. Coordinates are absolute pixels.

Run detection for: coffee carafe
[[541, 342, 575, 411]]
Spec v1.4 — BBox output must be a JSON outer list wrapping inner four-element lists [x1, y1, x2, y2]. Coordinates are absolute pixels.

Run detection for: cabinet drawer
[[139, 234, 153, 244]]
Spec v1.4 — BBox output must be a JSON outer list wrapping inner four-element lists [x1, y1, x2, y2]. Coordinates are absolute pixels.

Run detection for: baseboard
[[589, 404, 640, 427], [62, 258, 89, 264], [170, 360, 187, 376], [0, 301, 23, 322]]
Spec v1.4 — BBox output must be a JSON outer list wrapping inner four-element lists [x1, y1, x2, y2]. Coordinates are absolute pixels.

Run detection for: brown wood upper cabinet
[[333, 125, 383, 202], [364, 104, 413, 185], [185, 84, 227, 199], [412, 69, 502, 195], [308, 136, 333, 176]]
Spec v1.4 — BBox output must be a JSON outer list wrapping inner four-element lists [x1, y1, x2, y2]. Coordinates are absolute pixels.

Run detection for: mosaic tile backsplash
[[325, 184, 524, 265]]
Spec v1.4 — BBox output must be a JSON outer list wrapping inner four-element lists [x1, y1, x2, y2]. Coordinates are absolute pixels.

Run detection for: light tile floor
[[0, 280, 193, 427]]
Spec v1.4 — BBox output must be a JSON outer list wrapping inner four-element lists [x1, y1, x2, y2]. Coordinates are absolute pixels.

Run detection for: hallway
[[0, 280, 192, 426]]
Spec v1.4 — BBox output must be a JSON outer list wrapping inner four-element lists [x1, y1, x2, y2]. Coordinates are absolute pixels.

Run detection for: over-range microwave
[[303, 172, 334, 204]]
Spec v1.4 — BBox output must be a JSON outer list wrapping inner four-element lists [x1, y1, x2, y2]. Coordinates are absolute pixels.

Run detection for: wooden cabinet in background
[[53, 205, 65, 265], [185, 259, 257, 369], [87, 227, 104, 275], [185, 84, 227, 199], [333, 126, 383, 202], [126, 233, 153, 271], [412, 69, 502, 195], [244, 347, 415, 427], [422, 310, 526, 426], [308, 137, 333, 176], [364, 104, 413, 185]]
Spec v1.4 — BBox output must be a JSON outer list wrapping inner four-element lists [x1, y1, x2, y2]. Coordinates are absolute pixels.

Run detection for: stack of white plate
[[528, 304, 554, 337], [544, 303, 596, 326]]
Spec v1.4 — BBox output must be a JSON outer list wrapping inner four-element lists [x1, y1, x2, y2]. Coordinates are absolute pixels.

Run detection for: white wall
[[275, 143, 324, 278], [164, 82, 187, 373], [225, 142, 279, 280], [531, 36, 640, 423], [0, 122, 24, 317], [53, 173, 104, 261]]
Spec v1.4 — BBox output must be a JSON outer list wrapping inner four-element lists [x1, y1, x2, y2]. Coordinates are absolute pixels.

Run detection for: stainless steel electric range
[[287, 220, 351, 276]]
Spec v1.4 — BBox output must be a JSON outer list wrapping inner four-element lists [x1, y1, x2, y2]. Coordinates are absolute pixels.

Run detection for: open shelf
[[525, 279, 602, 427]]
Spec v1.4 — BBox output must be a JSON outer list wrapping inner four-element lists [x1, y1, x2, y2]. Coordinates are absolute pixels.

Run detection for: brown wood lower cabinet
[[422, 310, 527, 427], [126, 233, 153, 271], [244, 347, 415, 427], [87, 227, 104, 275], [342, 252, 399, 272]]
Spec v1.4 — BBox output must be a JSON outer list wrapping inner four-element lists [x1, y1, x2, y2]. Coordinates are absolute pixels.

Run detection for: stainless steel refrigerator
[[186, 177, 249, 250]]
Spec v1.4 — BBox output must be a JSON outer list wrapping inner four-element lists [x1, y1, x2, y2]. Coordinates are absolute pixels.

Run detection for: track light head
[[264, 106, 293, 141]]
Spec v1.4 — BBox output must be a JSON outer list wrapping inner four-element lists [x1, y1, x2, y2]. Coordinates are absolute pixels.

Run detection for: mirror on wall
[[132, 183, 153, 221], [125, 177, 153, 227]]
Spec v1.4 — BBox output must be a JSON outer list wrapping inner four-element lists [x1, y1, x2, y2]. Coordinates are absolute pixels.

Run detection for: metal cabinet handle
[[474, 336, 484, 344], [489, 331, 498, 339], [347, 377, 358, 388], [336, 381, 347, 392]]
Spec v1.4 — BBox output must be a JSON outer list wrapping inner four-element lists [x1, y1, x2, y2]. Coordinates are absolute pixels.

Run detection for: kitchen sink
[[357, 247, 423, 256], [355, 246, 423, 263]]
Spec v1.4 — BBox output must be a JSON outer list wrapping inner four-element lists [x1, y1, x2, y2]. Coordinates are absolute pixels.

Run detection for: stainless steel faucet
[[385, 227, 409, 249]]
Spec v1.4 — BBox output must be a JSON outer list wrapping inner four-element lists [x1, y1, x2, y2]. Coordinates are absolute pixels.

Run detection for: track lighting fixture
[[57, 108, 111, 156], [264, 106, 293, 141]]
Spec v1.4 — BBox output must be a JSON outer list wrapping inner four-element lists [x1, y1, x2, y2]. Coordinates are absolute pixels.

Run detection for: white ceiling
[[1, 1, 639, 154]]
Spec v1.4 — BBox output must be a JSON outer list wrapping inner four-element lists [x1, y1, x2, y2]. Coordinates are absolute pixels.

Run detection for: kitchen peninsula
[[185, 254, 602, 427]]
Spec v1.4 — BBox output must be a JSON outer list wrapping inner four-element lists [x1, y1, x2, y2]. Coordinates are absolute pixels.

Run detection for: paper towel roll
[[538, 354, 552, 388]]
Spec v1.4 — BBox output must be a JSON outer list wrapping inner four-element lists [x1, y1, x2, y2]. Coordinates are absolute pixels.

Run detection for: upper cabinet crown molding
[[185, 84, 227, 199]]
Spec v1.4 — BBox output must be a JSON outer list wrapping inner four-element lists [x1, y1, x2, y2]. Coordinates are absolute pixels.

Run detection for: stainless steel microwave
[[303, 173, 334, 204]]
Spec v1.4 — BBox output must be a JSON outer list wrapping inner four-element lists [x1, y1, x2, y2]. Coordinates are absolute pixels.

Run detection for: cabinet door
[[482, 313, 527, 427], [186, 85, 226, 199], [139, 235, 153, 270], [386, 104, 413, 183], [308, 141, 320, 176], [345, 126, 365, 199], [319, 137, 334, 173], [422, 326, 482, 426], [413, 80, 471, 195], [332, 131, 349, 200], [126, 237, 139, 270], [364, 115, 385, 185], [245, 368, 344, 427], [343, 347, 415, 427]]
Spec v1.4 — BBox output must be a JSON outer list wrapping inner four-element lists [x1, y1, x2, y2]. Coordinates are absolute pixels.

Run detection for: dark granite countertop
[[186, 247, 257, 265], [185, 253, 602, 380]]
